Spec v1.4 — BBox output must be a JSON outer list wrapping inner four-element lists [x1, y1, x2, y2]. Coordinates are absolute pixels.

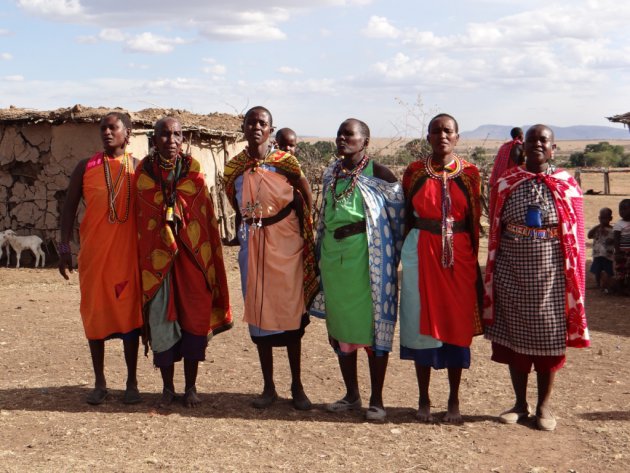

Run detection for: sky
[[1, 0, 629, 137]]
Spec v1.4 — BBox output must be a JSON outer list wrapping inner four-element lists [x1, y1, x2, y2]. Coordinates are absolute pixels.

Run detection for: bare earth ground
[[1, 177, 629, 473]]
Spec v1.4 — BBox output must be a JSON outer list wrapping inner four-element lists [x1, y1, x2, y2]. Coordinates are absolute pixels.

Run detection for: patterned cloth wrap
[[223, 149, 319, 307], [310, 162, 406, 352], [484, 166, 590, 348], [489, 139, 522, 223], [136, 153, 232, 344], [402, 157, 484, 336]]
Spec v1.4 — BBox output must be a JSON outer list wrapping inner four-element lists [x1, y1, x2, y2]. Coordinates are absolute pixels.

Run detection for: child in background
[[587, 207, 614, 293], [613, 199, 630, 295], [275, 128, 298, 155]]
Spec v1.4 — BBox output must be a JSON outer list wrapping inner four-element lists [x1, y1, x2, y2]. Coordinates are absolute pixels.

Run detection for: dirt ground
[[1, 182, 629, 472]]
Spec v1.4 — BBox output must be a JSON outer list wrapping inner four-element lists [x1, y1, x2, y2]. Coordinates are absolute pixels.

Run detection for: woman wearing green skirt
[[310, 118, 404, 421]]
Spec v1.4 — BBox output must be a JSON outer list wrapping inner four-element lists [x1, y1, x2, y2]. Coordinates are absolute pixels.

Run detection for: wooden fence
[[574, 168, 630, 194]]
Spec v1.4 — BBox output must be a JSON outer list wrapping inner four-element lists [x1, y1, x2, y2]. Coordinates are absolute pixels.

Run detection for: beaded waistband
[[504, 223, 559, 240]]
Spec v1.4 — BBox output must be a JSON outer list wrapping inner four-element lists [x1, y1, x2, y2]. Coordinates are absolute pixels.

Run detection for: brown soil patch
[[1, 193, 629, 472]]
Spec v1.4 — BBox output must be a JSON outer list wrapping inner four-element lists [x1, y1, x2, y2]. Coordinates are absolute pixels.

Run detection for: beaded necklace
[[103, 152, 131, 224], [424, 154, 464, 268], [240, 146, 274, 236], [155, 152, 181, 223], [329, 154, 369, 208], [158, 153, 176, 171]]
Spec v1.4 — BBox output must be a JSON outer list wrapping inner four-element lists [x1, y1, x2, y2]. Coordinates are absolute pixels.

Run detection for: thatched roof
[[607, 112, 630, 128], [0, 104, 244, 140]]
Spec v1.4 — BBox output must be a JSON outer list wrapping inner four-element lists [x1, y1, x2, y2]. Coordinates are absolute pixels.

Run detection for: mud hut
[[0, 105, 245, 265]]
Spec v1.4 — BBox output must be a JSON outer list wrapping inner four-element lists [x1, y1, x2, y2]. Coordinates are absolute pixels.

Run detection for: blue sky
[[1, 0, 629, 137]]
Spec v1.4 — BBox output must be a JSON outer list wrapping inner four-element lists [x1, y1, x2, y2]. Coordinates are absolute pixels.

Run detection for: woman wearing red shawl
[[223, 106, 317, 411], [136, 117, 232, 408], [399, 114, 483, 423], [483, 124, 589, 431]]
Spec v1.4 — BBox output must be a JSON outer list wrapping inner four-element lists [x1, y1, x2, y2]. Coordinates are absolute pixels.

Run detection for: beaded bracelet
[[57, 241, 72, 255]]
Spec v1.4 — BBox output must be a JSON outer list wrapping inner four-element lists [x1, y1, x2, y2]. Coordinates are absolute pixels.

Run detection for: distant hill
[[460, 124, 630, 140]]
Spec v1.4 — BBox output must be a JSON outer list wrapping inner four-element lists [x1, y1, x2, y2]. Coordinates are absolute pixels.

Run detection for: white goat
[[1, 229, 46, 268], [0, 231, 8, 263]]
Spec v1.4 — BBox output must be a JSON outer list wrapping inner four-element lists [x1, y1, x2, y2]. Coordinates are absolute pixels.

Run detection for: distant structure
[[0, 105, 245, 262], [606, 112, 630, 134]]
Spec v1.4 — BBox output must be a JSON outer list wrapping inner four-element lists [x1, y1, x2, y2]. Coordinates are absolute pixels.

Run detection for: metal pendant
[[166, 206, 174, 222]]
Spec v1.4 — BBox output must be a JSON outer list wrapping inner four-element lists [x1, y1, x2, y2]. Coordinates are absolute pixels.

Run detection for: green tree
[[568, 141, 629, 167]]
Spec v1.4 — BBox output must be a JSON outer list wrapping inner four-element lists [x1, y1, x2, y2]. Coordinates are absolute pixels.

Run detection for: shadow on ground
[[579, 411, 630, 422], [0, 385, 501, 425]]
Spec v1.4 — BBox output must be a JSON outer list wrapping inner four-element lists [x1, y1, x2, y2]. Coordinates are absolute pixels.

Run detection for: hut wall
[[0, 122, 244, 266]]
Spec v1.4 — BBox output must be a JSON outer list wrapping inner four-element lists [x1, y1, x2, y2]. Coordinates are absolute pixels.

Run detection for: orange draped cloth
[[78, 152, 142, 340], [135, 153, 232, 343]]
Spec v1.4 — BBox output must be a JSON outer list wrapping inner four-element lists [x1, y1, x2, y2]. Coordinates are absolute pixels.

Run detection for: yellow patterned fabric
[[136, 153, 232, 335]]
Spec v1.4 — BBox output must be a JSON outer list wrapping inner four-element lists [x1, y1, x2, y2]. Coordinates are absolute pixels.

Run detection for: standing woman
[[223, 106, 318, 410], [135, 117, 232, 408], [399, 113, 483, 423], [484, 124, 588, 431], [310, 118, 404, 421], [59, 112, 143, 405]]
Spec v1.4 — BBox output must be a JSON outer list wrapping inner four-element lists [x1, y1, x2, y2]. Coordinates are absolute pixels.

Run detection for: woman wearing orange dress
[[59, 112, 143, 405]]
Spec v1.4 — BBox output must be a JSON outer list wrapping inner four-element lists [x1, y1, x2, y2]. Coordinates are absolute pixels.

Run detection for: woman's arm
[[296, 175, 313, 212], [58, 159, 88, 279], [373, 162, 398, 183]]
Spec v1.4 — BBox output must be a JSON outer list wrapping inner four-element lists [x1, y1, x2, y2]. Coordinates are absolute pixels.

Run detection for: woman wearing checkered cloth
[[483, 124, 589, 432]]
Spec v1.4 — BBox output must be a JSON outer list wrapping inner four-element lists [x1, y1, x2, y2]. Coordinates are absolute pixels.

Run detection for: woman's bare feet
[[252, 389, 278, 409], [183, 386, 201, 408], [416, 400, 433, 422], [158, 387, 179, 408], [443, 399, 463, 424]]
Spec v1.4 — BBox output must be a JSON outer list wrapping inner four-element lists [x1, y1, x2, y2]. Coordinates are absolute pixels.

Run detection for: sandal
[[365, 405, 387, 421], [292, 391, 313, 411], [536, 413, 557, 431], [86, 387, 108, 405], [499, 405, 531, 424], [326, 397, 362, 413], [123, 387, 142, 405]]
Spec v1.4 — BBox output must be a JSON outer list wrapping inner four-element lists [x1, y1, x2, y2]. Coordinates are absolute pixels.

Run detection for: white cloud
[[127, 62, 149, 70], [367, 2, 630, 94], [17, 0, 83, 17], [76, 35, 97, 44], [99, 28, 125, 42], [320, 28, 332, 38], [124, 32, 186, 54], [15, 1, 372, 44], [0, 29, 11, 36], [362, 16, 399, 39], [1, 52, 12, 60], [278, 66, 303, 75], [2, 75, 25, 82], [203, 65, 227, 75]]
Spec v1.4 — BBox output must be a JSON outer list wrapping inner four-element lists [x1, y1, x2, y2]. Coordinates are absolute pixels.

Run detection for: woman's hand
[[58, 252, 74, 280]]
